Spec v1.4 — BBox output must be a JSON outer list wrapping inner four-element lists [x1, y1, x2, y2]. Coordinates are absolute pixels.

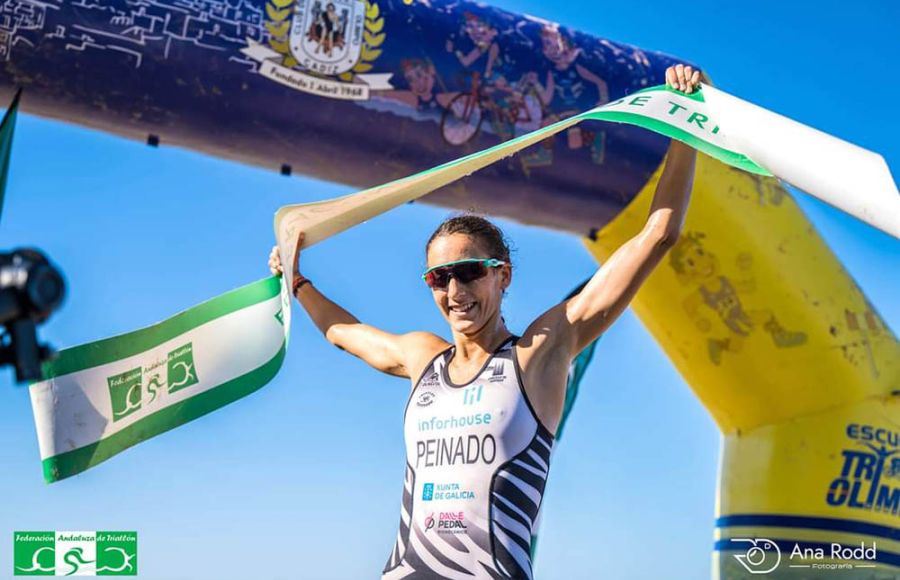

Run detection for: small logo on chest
[[488, 361, 506, 383], [416, 391, 436, 407], [421, 373, 440, 388], [462, 385, 483, 405]]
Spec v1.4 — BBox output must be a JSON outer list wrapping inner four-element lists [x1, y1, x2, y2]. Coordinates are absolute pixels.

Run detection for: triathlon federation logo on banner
[[167, 343, 199, 393], [107, 367, 143, 421], [243, 0, 393, 100], [13, 531, 137, 576], [106, 342, 200, 422]]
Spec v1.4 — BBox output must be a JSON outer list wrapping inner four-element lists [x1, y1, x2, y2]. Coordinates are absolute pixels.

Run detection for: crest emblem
[[290, 0, 365, 76], [243, 0, 392, 100]]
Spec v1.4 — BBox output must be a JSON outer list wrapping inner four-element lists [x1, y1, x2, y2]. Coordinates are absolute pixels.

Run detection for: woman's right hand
[[268, 245, 283, 277], [268, 231, 306, 277]]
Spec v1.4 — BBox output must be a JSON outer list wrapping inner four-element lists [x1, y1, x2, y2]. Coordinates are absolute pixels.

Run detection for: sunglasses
[[422, 258, 506, 289]]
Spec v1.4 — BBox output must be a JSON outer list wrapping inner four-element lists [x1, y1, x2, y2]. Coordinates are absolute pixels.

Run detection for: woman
[[269, 64, 701, 579]]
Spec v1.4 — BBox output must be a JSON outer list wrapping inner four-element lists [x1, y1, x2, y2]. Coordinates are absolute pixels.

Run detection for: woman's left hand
[[665, 63, 701, 94]]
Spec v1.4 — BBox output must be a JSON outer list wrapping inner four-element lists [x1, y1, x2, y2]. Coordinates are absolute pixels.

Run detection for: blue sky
[[1, 1, 898, 579]]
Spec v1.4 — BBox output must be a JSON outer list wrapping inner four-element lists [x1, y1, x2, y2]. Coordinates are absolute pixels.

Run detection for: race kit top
[[383, 335, 555, 579]]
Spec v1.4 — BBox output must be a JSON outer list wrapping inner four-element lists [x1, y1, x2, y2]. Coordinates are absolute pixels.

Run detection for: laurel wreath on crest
[[264, 0, 385, 80]]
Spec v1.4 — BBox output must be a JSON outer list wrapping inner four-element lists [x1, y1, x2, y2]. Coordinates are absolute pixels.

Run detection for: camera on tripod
[[0, 248, 65, 382]]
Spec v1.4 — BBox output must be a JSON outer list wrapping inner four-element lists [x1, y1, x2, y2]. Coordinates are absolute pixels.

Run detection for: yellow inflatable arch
[[586, 154, 899, 578]]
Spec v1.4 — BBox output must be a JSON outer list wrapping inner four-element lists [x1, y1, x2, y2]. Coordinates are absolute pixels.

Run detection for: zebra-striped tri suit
[[383, 335, 555, 579]]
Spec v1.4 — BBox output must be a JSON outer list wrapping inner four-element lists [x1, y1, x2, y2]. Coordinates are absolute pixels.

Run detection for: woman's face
[[426, 233, 510, 336]]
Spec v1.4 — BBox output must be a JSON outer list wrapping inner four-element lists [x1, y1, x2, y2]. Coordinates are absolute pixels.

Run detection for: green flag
[[556, 279, 600, 440], [0, 89, 22, 223]]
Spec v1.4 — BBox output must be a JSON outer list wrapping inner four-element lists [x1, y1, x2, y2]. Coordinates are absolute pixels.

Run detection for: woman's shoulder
[[401, 331, 452, 383], [515, 321, 575, 372], [402, 331, 449, 347], [402, 330, 450, 356]]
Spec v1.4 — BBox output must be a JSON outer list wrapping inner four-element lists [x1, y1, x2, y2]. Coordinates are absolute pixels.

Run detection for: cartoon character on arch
[[534, 22, 610, 166]]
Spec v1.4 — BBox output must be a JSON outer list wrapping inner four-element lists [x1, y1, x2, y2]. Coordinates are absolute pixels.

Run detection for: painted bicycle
[[440, 72, 546, 146]]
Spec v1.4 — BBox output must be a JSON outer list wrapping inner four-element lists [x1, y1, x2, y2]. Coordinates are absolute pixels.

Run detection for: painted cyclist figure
[[269, 64, 702, 579]]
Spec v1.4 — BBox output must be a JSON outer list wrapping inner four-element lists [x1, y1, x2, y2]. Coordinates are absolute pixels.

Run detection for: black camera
[[0, 248, 65, 382]]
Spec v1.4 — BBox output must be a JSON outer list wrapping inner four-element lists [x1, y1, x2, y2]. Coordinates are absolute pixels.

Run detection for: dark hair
[[425, 213, 512, 267]]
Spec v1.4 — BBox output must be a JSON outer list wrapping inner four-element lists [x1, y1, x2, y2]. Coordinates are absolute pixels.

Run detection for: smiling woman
[[264, 63, 700, 580], [423, 217, 512, 339]]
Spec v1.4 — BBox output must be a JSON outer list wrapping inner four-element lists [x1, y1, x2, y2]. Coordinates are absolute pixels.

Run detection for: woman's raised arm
[[269, 233, 447, 379]]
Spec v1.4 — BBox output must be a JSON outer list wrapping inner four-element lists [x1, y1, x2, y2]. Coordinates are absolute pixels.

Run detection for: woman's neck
[[450, 319, 512, 363]]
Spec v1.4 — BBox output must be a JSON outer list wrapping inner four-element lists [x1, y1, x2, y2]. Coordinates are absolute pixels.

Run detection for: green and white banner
[[31, 83, 898, 483], [276, 84, 766, 287], [275, 83, 898, 278], [30, 277, 291, 483]]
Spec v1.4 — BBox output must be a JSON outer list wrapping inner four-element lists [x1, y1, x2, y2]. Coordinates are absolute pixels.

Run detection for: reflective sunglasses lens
[[425, 261, 494, 289], [453, 261, 489, 284], [425, 268, 451, 289]]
